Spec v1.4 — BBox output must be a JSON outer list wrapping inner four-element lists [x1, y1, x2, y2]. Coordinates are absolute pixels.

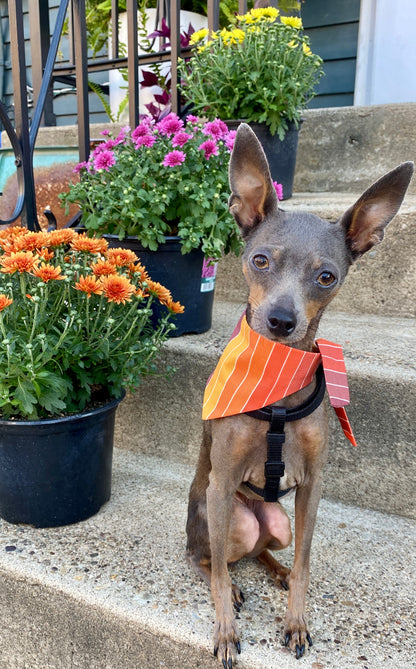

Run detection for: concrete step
[[0, 449, 415, 669], [216, 193, 416, 319], [115, 301, 416, 519]]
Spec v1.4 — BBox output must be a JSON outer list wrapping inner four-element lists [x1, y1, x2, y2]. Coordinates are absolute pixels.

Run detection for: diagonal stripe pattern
[[202, 315, 356, 446]]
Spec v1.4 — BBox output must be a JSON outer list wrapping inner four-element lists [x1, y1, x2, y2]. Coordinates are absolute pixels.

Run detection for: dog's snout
[[267, 308, 297, 337]]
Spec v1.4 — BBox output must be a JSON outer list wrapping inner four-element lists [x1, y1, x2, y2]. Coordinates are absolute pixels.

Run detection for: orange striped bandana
[[202, 315, 356, 446]]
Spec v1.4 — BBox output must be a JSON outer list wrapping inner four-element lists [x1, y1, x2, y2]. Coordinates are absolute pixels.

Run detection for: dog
[[185, 123, 413, 667]]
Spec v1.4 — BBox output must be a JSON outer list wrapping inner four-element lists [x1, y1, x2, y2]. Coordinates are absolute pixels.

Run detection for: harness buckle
[[265, 460, 285, 479]]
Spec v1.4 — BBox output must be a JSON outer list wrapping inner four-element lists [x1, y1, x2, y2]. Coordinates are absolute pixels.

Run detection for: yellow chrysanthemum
[[281, 16, 303, 29], [302, 42, 312, 56], [189, 28, 209, 45]]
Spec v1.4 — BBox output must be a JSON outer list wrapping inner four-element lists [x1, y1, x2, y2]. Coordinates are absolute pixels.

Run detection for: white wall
[[354, 0, 416, 105]]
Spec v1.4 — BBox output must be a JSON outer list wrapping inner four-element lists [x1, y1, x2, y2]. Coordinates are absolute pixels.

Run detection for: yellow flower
[[231, 28, 245, 43], [281, 16, 303, 29], [288, 40, 299, 49], [190, 28, 208, 45], [246, 7, 279, 22], [302, 42, 312, 56]]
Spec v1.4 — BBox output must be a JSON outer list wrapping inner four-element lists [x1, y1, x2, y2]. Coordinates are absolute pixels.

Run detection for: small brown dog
[[186, 124, 413, 666]]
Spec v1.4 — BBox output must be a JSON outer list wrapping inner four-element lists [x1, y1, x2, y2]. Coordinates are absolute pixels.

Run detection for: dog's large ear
[[228, 123, 278, 238], [339, 161, 414, 259]]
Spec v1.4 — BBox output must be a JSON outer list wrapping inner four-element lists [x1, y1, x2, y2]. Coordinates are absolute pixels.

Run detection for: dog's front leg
[[284, 473, 323, 659], [206, 475, 241, 667]]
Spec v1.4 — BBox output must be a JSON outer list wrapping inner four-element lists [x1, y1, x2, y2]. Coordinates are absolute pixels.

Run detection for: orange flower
[[38, 248, 55, 262], [0, 251, 39, 274], [0, 294, 13, 311], [70, 233, 108, 254], [0, 226, 25, 240], [13, 231, 51, 252], [74, 275, 103, 296], [99, 274, 135, 304], [90, 259, 117, 276], [33, 264, 65, 282], [106, 247, 138, 267], [48, 229, 77, 246], [166, 298, 185, 314], [146, 279, 172, 305], [129, 261, 149, 281]]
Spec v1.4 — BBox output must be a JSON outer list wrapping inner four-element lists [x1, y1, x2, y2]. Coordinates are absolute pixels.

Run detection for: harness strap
[[243, 365, 326, 502]]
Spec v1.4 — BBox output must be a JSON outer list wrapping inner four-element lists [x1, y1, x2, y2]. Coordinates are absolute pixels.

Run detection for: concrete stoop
[[115, 301, 416, 519], [0, 451, 415, 669]]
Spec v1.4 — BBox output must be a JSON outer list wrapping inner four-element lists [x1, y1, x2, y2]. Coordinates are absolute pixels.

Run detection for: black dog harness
[[242, 365, 326, 503]]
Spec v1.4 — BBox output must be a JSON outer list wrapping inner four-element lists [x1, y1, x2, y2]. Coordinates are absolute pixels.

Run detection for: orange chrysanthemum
[[129, 261, 149, 281], [74, 275, 103, 296], [48, 229, 77, 247], [105, 247, 138, 267], [146, 279, 172, 305], [13, 231, 51, 252], [90, 259, 117, 276], [70, 233, 108, 254], [0, 251, 39, 274], [166, 299, 185, 314], [100, 274, 135, 304], [0, 294, 13, 311], [33, 264, 65, 282], [38, 248, 55, 262]]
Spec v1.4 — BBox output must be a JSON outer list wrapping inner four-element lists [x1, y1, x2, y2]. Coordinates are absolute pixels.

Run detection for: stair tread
[[169, 302, 416, 380], [279, 191, 416, 217], [0, 449, 415, 668]]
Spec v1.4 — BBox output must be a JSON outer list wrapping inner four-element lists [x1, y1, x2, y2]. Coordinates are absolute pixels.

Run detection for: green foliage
[[179, 7, 323, 139], [0, 228, 179, 420], [60, 116, 242, 261]]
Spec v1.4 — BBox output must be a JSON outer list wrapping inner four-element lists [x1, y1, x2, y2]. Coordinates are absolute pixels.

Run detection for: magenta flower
[[93, 150, 116, 171], [100, 129, 110, 136], [199, 139, 219, 160], [273, 181, 284, 200], [203, 119, 229, 140], [186, 114, 200, 124], [134, 134, 157, 148], [132, 123, 153, 141], [162, 150, 186, 167], [172, 131, 193, 147], [224, 130, 237, 152], [73, 161, 88, 173], [157, 112, 184, 136]]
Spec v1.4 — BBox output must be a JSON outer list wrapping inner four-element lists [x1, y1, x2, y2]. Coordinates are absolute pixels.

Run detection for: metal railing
[[0, 0, 247, 230]]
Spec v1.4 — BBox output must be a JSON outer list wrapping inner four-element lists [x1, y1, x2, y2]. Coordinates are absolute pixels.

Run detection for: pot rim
[[0, 390, 125, 427]]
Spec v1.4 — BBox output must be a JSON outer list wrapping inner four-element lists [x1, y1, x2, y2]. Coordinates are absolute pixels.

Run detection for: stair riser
[[115, 349, 416, 519], [216, 209, 416, 318]]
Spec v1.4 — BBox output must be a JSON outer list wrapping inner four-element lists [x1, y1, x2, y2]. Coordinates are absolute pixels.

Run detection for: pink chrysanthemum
[[132, 123, 153, 141], [172, 131, 193, 147], [162, 150, 186, 167], [100, 129, 110, 136], [93, 150, 116, 171], [186, 114, 200, 124], [224, 130, 237, 152], [203, 119, 229, 140], [73, 161, 88, 173], [157, 112, 184, 136], [273, 182, 284, 200], [198, 139, 219, 160], [134, 134, 157, 148]]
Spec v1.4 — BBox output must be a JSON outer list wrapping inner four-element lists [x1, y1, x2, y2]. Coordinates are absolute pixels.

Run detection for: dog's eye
[[252, 255, 269, 270], [317, 271, 336, 287]]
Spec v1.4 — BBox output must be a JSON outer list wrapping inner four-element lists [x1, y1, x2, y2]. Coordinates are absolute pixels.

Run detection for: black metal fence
[[0, 0, 247, 230]]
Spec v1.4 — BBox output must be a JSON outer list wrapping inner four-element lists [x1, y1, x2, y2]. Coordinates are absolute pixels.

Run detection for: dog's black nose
[[267, 309, 296, 337]]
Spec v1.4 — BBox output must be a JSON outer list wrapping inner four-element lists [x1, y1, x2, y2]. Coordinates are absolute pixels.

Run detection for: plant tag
[[200, 258, 218, 293]]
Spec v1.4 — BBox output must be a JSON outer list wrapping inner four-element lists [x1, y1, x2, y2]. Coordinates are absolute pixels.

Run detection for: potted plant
[[0, 226, 182, 527], [60, 115, 243, 335], [178, 6, 324, 197]]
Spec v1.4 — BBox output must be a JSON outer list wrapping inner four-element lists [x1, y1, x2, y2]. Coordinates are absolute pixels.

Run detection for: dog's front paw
[[282, 616, 313, 659], [213, 618, 241, 668]]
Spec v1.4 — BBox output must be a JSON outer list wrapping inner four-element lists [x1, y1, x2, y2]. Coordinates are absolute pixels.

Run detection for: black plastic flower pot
[[0, 394, 124, 528], [226, 120, 300, 199], [105, 235, 216, 336]]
